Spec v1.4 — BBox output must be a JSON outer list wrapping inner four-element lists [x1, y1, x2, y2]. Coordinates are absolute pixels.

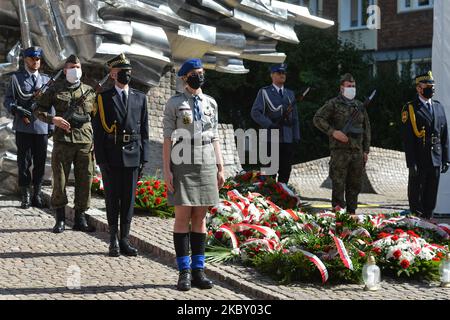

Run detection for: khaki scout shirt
[[313, 95, 371, 152], [163, 89, 219, 142], [34, 81, 96, 144]]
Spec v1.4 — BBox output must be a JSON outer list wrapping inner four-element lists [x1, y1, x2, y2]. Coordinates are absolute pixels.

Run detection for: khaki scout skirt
[[168, 142, 219, 206]]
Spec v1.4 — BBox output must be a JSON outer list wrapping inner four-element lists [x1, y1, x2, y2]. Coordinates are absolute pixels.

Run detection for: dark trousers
[[267, 140, 294, 183], [101, 166, 139, 227], [15, 132, 48, 187], [408, 166, 440, 219]]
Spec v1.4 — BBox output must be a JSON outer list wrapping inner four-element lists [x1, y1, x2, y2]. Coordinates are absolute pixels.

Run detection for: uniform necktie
[[193, 95, 202, 121], [31, 74, 37, 89], [426, 102, 433, 117], [122, 91, 128, 108], [279, 88, 283, 98]]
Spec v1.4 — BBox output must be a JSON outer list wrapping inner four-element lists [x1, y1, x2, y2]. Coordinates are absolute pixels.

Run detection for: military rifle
[[341, 89, 376, 136]]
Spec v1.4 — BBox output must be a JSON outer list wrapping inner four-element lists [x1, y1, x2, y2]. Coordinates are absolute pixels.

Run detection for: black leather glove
[[442, 163, 449, 174], [47, 129, 54, 138]]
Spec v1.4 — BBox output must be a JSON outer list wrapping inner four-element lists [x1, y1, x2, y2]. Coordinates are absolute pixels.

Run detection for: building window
[[340, 0, 375, 31], [398, 0, 434, 13], [298, 0, 323, 16], [398, 58, 432, 78]]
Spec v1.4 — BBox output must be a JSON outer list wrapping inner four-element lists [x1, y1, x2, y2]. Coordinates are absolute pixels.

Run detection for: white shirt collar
[[115, 85, 129, 96], [26, 69, 39, 78], [418, 95, 432, 106], [272, 83, 284, 92]]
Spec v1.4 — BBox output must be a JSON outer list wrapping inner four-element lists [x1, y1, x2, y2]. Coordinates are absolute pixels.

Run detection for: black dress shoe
[[177, 269, 192, 291], [72, 210, 96, 232], [20, 186, 31, 209], [191, 269, 213, 289], [31, 184, 46, 208], [119, 239, 138, 256], [52, 208, 65, 233]]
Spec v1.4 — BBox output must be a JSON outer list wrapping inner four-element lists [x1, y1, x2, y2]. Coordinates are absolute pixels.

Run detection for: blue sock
[[191, 255, 205, 270], [176, 256, 191, 271]]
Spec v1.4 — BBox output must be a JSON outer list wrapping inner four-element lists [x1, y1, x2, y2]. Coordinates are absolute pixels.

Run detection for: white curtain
[[433, 0, 450, 215]]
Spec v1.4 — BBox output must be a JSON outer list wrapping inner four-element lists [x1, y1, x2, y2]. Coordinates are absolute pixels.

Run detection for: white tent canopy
[[433, 0, 450, 215]]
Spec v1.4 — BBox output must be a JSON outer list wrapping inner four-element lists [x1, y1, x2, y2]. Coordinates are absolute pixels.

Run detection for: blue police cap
[[270, 63, 287, 73], [177, 58, 203, 77], [23, 46, 43, 58]]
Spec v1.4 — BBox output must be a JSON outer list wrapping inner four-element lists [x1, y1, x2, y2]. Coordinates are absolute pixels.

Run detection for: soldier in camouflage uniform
[[34, 55, 96, 233], [313, 73, 371, 214]]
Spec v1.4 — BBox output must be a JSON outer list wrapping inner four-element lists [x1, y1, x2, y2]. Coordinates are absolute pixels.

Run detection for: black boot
[[109, 225, 120, 257], [177, 269, 192, 291], [72, 210, 96, 232], [20, 186, 31, 209], [31, 184, 46, 208], [52, 208, 65, 233], [119, 224, 138, 256], [191, 269, 213, 289]]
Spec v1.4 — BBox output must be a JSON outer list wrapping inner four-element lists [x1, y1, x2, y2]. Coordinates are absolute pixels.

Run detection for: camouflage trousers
[[51, 141, 94, 211], [329, 150, 364, 213]]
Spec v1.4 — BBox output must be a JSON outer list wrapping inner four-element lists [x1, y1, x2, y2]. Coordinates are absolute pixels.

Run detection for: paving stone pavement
[[30, 187, 450, 300], [0, 195, 253, 300]]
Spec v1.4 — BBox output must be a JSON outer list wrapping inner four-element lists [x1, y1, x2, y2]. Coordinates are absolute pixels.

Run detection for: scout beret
[[177, 58, 203, 77], [23, 46, 43, 58], [107, 53, 132, 69], [270, 63, 287, 73], [415, 71, 434, 85]]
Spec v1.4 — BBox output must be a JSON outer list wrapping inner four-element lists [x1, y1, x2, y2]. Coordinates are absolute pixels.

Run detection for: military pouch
[[69, 113, 91, 128]]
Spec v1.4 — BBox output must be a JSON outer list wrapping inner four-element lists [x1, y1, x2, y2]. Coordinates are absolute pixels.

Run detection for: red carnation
[[137, 181, 143, 186], [147, 186, 152, 191], [155, 197, 162, 205], [432, 257, 441, 262], [394, 229, 404, 235], [392, 235, 399, 241], [358, 251, 366, 258], [275, 231, 281, 238], [437, 252, 444, 258], [143, 196, 149, 203], [215, 231, 223, 239], [270, 214, 278, 222], [154, 181, 161, 189], [393, 249, 402, 259], [162, 192, 167, 198], [263, 222, 271, 227], [400, 259, 410, 269], [145, 181, 150, 186], [139, 188, 145, 194], [407, 230, 419, 238], [372, 247, 382, 255], [149, 190, 154, 196]]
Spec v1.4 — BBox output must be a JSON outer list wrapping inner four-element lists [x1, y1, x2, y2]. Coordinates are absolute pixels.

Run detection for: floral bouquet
[[134, 176, 174, 218]]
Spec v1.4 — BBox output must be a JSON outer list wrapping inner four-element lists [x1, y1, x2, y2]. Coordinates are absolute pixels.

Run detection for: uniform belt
[[428, 136, 441, 145], [107, 133, 141, 143], [175, 138, 212, 145]]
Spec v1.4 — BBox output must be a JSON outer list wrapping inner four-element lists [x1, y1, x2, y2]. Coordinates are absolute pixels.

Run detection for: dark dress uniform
[[2, 46, 54, 209], [251, 63, 300, 184], [92, 53, 150, 257], [401, 72, 450, 219]]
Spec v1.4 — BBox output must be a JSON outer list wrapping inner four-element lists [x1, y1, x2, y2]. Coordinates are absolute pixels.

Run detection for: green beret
[[65, 54, 80, 65], [340, 73, 355, 84]]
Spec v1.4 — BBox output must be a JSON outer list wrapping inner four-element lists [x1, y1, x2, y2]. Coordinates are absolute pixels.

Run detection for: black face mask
[[186, 73, 205, 90], [117, 69, 131, 85], [422, 86, 434, 99]]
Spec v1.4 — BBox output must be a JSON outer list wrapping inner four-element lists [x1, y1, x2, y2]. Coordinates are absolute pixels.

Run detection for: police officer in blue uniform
[[93, 53, 150, 257], [251, 63, 300, 183], [3, 46, 54, 209], [401, 71, 450, 220]]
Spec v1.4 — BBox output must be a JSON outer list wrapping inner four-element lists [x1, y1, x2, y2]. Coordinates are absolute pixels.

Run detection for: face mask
[[422, 86, 434, 99], [342, 87, 356, 100], [186, 73, 205, 90], [66, 67, 82, 84], [117, 69, 132, 85]]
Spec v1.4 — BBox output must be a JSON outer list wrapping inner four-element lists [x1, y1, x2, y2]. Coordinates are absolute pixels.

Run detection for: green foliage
[[204, 25, 418, 163]]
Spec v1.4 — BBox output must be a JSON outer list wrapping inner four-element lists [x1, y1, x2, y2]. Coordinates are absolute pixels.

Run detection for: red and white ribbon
[[438, 224, 450, 235], [227, 190, 250, 206], [350, 227, 371, 238], [231, 223, 280, 242], [279, 209, 300, 221], [333, 236, 354, 270], [266, 199, 282, 213], [218, 224, 239, 249], [298, 249, 329, 284]]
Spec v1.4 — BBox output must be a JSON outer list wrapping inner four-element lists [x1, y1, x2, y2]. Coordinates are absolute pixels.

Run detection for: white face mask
[[66, 67, 82, 84], [342, 87, 356, 100]]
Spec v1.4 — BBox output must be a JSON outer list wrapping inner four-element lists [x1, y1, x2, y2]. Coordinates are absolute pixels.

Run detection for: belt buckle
[[123, 134, 131, 143], [431, 136, 438, 144]]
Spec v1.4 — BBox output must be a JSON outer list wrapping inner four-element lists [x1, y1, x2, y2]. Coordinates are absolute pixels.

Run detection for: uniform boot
[[191, 269, 213, 289], [177, 269, 192, 291], [31, 184, 45, 208], [52, 208, 65, 233], [20, 186, 31, 209], [109, 225, 120, 257], [119, 224, 138, 256], [72, 210, 96, 232]]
